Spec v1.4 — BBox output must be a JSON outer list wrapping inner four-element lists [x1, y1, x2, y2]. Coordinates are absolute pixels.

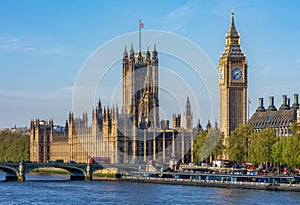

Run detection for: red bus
[[90, 157, 111, 164]]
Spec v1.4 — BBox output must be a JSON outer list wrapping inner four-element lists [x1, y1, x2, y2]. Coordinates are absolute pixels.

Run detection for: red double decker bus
[[90, 157, 111, 164]]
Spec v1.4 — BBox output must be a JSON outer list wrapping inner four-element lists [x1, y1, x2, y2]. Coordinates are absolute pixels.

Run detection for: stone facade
[[30, 118, 83, 163], [218, 10, 248, 158], [30, 46, 200, 164], [248, 94, 299, 136]]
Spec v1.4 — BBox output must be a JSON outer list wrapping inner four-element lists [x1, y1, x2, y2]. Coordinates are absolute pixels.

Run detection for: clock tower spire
[[218, 10, 248, 159]]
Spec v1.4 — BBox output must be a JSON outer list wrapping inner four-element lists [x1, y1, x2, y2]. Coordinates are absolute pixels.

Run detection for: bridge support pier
[[85, 163, 92, 181], [18, 161, 25, 182]]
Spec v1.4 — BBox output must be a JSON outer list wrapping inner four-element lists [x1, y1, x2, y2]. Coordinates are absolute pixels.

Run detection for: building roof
[[249, 108, 296, 129], [227, 9, 239, 38], [249, 94, 298, 129]]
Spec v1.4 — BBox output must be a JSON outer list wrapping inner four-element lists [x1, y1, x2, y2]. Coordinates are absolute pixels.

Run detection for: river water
[[0, 173, 299, 205]]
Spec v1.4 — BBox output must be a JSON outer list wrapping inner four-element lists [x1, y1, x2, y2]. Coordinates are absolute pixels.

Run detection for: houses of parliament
[[30, 38, 199, 164], [30, 11, 300, 164]]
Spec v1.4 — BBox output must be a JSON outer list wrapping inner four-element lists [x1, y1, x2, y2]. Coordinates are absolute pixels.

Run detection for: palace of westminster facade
[[30, 11, 300, 164]]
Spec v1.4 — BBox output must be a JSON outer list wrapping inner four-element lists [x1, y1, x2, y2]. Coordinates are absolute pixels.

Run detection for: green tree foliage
[[0, 130, 30, 162], [193, 130, 207, 164], [209, 129, 224, 159], [282, 123, 300, 167], [229, 122, 300, 168], [271, 138, 285, 166], [251, 128, 277, 165], [228, 124, 253, 163], [193, 129, 223, 164]]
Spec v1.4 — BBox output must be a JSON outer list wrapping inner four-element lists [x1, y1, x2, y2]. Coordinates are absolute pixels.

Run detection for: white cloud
[[61, 86, 90, 93], [0, 36, 23, 51], [163, 1, 195, 32], [41, 48, 65, 55], [0, 35, 65, 54], [261, 65, 271, 76], [164, 2, 194, 21]]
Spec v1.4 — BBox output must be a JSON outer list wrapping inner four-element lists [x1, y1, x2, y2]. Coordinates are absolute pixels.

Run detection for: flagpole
[[139, 19, 141, 51]]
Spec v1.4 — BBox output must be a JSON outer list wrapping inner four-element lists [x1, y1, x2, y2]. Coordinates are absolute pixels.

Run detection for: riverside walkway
[[122, 171, 300, 192]]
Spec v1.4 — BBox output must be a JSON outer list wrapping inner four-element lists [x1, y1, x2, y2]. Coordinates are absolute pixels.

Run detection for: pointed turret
[[185, 97, 191, 115], [115, 105, 119, 118], [184, 97, 193, 130], [214, 120, 218, 130], [196, 119, 202, 132], [130, 43, 134, 59], [123, 46, 128, 58], [224, 8, 242, 49], [206, 120, 212, 131], [146, 46, 151, 61], [152, 44, 157, 58], [97, 99, 102, 109], [227, 8, 239, 39]]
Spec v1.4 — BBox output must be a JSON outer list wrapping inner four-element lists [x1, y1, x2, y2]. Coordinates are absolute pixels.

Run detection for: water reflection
[[0, 172, 69, 181], [0, 178, 299, 204]]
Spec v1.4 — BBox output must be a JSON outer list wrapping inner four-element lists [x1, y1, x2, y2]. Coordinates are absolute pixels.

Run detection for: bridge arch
[[0, 164, 20, 181], [26, 163, 89, 181]]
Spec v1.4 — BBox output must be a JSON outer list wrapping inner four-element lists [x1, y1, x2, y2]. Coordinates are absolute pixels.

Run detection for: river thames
[[0, 173, 299, 205]]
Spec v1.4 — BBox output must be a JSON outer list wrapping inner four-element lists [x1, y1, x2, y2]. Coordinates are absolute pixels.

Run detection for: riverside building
[[248, 94, 299, 136], [30, 45, 201, 164]]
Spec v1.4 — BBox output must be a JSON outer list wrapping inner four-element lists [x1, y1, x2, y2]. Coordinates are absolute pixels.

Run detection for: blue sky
[[0, 0, 299, 128]]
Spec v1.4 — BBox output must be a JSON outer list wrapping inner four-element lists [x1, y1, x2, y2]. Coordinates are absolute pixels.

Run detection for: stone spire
[[185, 97, 191, 115], [206, 120, 212, 131], [227, 8, 239, 39], [184, 97, 193, 129], [129, 43, 134, 58], [123, 46, 128, 58], [222, 9, 244, 57], [152, 44, 157, 58]]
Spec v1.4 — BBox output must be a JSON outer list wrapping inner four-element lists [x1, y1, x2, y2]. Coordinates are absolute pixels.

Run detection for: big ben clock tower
[[219, 9, 248, 156]]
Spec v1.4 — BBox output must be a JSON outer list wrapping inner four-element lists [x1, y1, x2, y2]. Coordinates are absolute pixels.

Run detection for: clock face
[[220, 69, 224, 80], [231, 68, 242, 80]]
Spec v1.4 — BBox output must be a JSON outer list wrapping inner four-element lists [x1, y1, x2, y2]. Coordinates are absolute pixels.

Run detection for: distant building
[[30, 11, 244, 164], [248, 94, 299, 136], [30, 46, 201, 164], [30, 119, 74, 163], [218, 10, 248, 159]]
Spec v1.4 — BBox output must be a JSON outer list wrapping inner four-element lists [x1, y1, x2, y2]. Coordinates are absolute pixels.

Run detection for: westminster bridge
[[0, 161, 139, 181]]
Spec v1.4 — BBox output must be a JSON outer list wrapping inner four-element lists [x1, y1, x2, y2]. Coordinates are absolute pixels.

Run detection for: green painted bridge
[[0, 162, 139, 181]]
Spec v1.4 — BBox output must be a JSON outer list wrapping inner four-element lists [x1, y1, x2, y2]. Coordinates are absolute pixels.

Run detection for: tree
[[210, 129, 225, 160], [252, 128, 277, 165], [193, 130, 207, 164], [193, 128, 223, 164], [271, 138, 285, 167], [282, 133, 300, 168], [0, 130, 30, 162], [228, 124, 253, 163]]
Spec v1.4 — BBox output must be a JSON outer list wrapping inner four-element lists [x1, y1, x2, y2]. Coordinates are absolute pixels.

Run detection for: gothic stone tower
[[184, 97, 193, 130], [219, 10, 248, 153], [122, 44, 159, 128]]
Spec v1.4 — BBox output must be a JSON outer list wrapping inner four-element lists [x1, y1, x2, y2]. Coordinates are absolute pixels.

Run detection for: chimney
[[292, 93, 299, 110], [267, 96, 277, 111], [270, 96, 274, 106], [287, 98, 290, 108], [294, 94, 299, 104], [282, 95, 287, 105], [256, 98, 266, 112], [280, 95, 289, 110], [259, 98, 263, 107]]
